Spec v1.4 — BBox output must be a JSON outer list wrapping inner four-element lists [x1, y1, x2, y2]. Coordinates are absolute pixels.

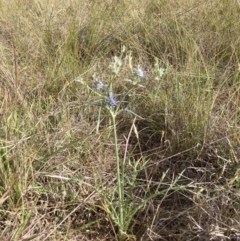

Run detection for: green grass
[[0, 0, 240, 240]]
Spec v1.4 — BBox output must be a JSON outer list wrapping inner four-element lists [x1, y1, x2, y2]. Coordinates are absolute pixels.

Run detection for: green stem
[[96, 107, 102, 134], [110, 110, 124, 231]]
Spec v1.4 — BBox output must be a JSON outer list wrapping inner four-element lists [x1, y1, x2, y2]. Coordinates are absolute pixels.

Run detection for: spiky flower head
[[107, 90, 119, 108], [93, 79, 106, 92], [132, 65, 145, 79], [109, 56, 122, 75]]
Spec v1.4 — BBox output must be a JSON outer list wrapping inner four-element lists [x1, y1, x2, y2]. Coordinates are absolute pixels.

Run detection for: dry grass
[[0, 0, 240, 240]]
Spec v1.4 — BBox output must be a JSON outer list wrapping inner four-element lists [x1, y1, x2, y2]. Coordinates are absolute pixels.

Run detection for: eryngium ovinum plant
[[75, 46, 188, 241]]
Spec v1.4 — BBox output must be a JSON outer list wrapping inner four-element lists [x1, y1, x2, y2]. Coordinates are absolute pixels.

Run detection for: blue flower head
[[93, 79, 106, 92], [132, 65, 145, 79], [107, 90, 119, 108]]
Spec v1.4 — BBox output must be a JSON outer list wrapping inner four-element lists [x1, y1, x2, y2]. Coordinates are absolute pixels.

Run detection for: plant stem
[[110, 110, 124, 233]]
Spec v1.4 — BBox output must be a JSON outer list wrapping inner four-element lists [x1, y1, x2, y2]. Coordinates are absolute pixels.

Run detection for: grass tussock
[[0, 0, 240, 240]]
